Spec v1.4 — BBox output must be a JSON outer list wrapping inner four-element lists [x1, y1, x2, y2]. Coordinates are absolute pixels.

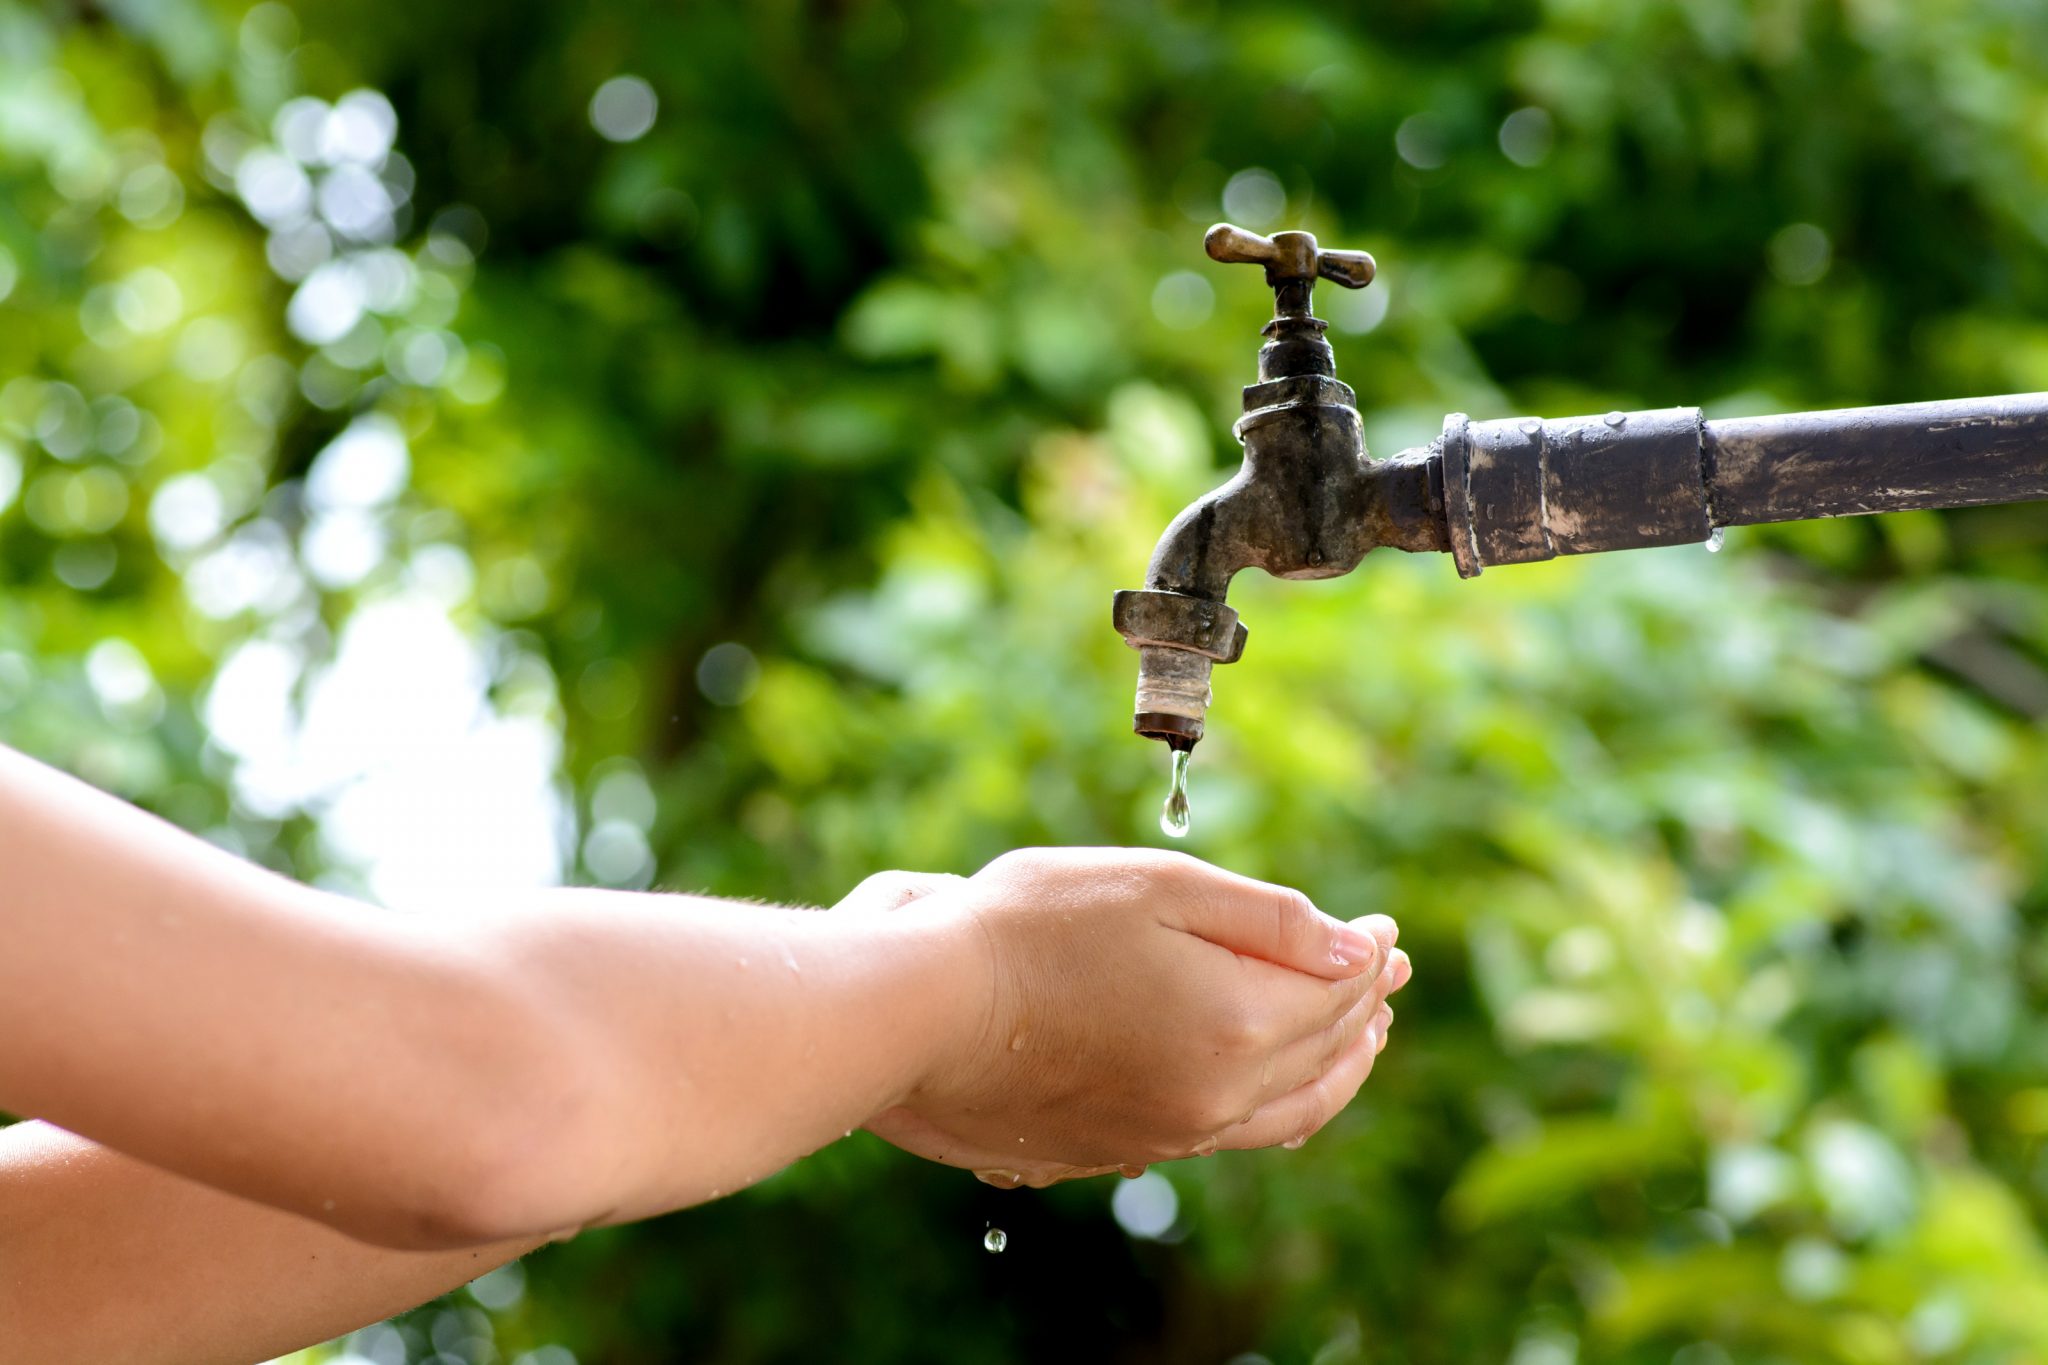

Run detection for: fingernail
[[1390, 948, 1412, 990], [1353, 913, 1398, 946], [1333, 923, 1384, 972]]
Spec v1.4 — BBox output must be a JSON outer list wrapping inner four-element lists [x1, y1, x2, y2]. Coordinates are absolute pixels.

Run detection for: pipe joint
[[1439, 406, 1711, 578]]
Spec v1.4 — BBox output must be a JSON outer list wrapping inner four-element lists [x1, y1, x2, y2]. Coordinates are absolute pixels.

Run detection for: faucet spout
[[1113, 226, 1436, 748], [1117, 434, 1443, 747]]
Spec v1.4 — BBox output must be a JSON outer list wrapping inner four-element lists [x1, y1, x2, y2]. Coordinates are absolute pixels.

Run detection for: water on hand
[[984, 1226, 1008, 1254], [1160, 746, 1192, 839]]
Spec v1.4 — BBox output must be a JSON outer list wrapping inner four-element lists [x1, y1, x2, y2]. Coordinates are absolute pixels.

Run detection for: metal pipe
[[1434, 392, 2048, 577], [1114, 222, 2048, 753], [1706, 393, 2048, 526]]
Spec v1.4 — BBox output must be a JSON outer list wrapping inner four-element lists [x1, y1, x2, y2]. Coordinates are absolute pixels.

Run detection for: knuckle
[[1216, 1002, 1274, 1055], [1190, 1094, 1245, 1136], [1324, 1019, 1352, 1069], [1140, 847, 1205, 889], [1308, 1077, 1339, 1127], [1171, 1094, 1217, 1137], [1271, 887, 1319, 947]]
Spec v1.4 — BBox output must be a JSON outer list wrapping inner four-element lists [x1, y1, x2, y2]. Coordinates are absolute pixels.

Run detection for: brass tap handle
[[1204, 223, 1376, 304]]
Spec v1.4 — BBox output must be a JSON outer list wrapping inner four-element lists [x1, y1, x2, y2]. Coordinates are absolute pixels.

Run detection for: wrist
[[866, 889, 997, 1114]]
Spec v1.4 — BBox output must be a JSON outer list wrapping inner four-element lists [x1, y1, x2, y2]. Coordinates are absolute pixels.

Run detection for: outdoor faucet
[[1114, 222, 2048, 752]]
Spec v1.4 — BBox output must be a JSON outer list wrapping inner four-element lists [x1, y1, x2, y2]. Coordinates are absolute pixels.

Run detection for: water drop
[[1009, 1030, 1027, 1051], [1603, 410, 1626, 427], [1518, 418, 1541, 436], [1160, 747, 1192, 839], [984, 1227, 1008, 1254], [1705, 526, 1726, 553]]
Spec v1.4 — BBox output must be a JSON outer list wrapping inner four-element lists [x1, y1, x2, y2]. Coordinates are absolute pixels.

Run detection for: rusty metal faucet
[[1114, 222, 2048, 752]]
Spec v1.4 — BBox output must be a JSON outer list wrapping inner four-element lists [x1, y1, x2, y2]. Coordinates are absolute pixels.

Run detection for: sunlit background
[[7, 1, 2048, 1362]]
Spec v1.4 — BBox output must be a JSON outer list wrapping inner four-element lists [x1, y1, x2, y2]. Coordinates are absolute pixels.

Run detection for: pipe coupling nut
[[1111, 589, 1247, 663]]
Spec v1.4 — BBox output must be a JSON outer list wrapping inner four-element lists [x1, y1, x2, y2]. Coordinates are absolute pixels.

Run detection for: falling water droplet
[[1518, 419, 1542, 436], [1160, 747, 1192, 839], [984, 1227, 1008, 1254], [1705, 526, 1726, 553], [1603, 410, 1626, 428]]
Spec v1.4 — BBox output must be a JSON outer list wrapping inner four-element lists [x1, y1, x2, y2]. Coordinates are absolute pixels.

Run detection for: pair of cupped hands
[[831, 847, 1410, 1188]]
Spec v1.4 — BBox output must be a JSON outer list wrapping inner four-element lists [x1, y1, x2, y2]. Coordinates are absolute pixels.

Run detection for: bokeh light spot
[[1768, 222, 1832, 286], [1498, 107, 1554, 167], [1395, 113, 1449, 170], [1150, 271, 1214, 330], [696, 642, 760, 707], [1220, 167, 1285, 228], [306, 415, 410, 510], [1111, 1170, 1178, 1239], [0, 442, 20, 516], [590, 76, 658, 143], [149, 472, 227, 552]]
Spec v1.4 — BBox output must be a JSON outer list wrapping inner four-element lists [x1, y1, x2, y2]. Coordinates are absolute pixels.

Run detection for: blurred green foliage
[[7, 0, 2048, 1361]]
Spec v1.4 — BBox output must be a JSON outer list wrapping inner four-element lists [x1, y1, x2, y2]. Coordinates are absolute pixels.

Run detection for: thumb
[[1174, 872, 1394, 981]]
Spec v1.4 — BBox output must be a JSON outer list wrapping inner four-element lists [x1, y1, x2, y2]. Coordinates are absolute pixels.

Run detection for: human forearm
[[0, 745, 977, 1248], [472, 888, 983, 1233], [0, 1122, 539, 1365]]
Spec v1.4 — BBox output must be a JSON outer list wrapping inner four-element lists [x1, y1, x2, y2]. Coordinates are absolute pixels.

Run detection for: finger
[[1388, 947, 1411, 993], [1258, 978, 1388, 1102], [1215, 1011, 1382, 1153], [1170, 868, 1396, 982], [834, 870, 966, 913], [1226, 952, 1377, 1053], [1242, 938, 1402, 1051]]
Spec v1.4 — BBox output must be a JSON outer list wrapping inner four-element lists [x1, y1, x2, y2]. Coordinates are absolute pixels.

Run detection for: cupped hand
[[861, 847, 1409, 1188]]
